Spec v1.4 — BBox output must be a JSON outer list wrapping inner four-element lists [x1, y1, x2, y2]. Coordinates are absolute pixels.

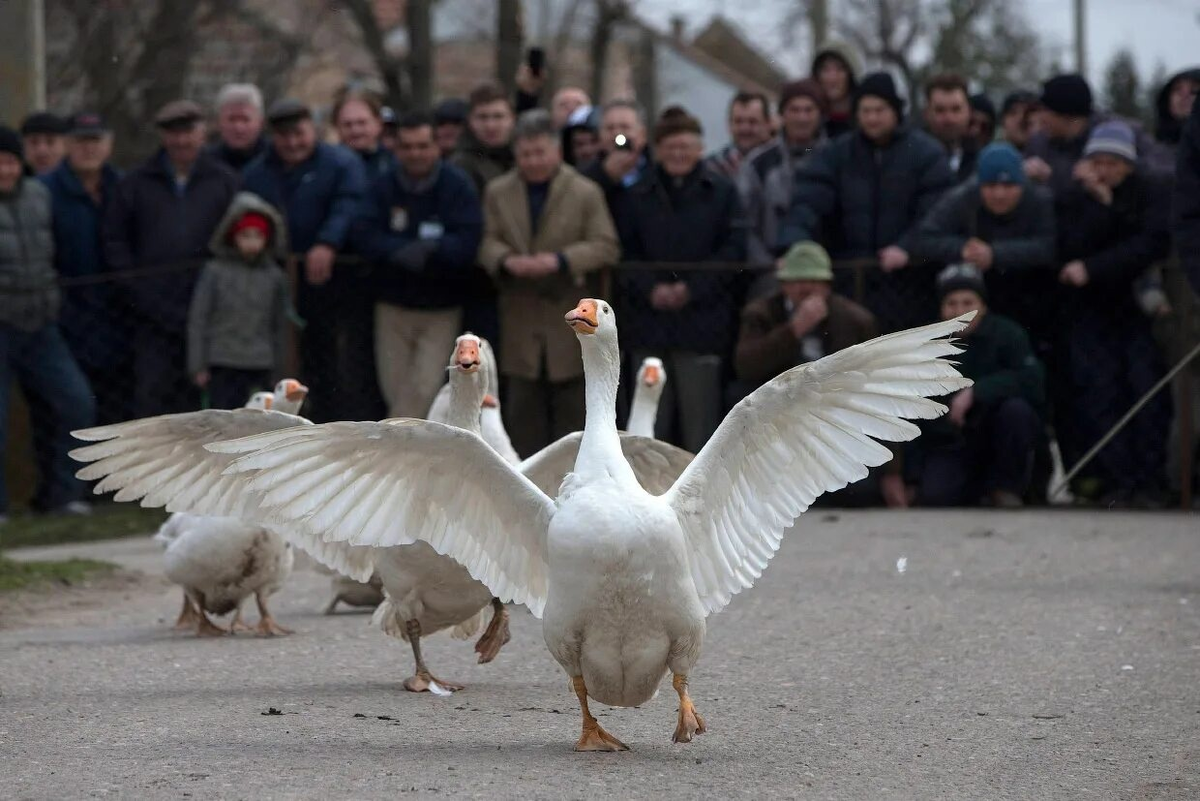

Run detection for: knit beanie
[[229, 211, 272, 242], [937, 263, 987, 301], [1040, 74, 1093, 117], [1083, 120, 1137, 162], [976, 142, 1026, 185], [855, 72, 905, 117], [778, 79, 829, 116], [0, 126, 23, 161]]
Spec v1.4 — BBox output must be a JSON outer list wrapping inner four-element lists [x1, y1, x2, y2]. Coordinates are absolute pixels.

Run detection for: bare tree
[[589, 0, 630, 102], [838, 0, 924, 99], [497, 0, 524, 94], [783, 0, 831, 56]]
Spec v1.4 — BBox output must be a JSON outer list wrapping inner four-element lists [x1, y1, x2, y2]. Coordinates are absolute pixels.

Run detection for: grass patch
[[0, 504, 167, 550], [0, 556, 117, 592]]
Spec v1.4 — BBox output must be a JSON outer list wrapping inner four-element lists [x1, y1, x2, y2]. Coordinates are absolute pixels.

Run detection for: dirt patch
[[0, 567, 160, 631]]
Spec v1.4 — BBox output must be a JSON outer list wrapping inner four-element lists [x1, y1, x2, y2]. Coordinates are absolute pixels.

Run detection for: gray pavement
[[1, 509, 1198, 800]]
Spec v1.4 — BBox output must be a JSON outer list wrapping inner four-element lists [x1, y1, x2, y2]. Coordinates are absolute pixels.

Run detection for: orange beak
[[263, 394, 274, 410], [565, 299, 599, 334], [642, 364, 661, 387], [283, 380, 309, 403], [455, 339, 481, 372]]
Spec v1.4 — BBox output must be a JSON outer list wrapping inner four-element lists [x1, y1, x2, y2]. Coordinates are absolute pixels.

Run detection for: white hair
[[214, 83, 264, 114]]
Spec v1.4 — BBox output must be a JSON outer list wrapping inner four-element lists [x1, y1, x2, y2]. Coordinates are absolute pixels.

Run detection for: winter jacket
[[1147, 68, 1200, 174], [1173, 95, 1200, 295], [206, 136, 268, 173], [738, 133, 826, 264], [1024, 113, 1163, 203], [1059, 169, 1172, 320], [353, 161, 483, 309], [912, 179, 1057, 337], [478, 164, 619, 382], [734, 291, 877, 386], [780, 125, 955, 331], [581, 148, 654, 249], [186, 192, 290, 376], [41, 161, 124, 367], [356, 146, 399, 184], [616, 164, 748, 355], [0, 178, 58, 331], [104, 150, 240, 335], [449, 130, 514, 194]]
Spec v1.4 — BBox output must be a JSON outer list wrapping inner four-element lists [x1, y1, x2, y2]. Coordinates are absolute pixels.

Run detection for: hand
[[880, 473, 910, 509], [650, 282, 677, 310], [503, 255, 536, 277], [1059, 260, 1089, 287], [515, 64, 544, 95], [878, 245, 910, 272], [193, 370, 210, 389], [962, 237, 994, 271], [668, 281, 689, 309], [789, 293, 828, 337], [1073, 160, 1113, 204], [948, 387, 974, 427], [305, 244, 336, 285], [603, 149, 638, 182], [530, 252, 560, 276], [1024, 156, 1052, 182]]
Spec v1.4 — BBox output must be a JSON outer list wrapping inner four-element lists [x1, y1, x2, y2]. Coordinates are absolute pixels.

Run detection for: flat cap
[[155, 100, 204, 129], [20, 111, 68, 136], [266, 98, 312, 127]]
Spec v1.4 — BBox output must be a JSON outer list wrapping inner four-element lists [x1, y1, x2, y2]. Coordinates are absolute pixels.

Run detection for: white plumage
[[626, 357, 666, 439]]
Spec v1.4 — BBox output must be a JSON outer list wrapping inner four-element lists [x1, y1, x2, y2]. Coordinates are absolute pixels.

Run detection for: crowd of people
[[2, 49, 1199, 521]]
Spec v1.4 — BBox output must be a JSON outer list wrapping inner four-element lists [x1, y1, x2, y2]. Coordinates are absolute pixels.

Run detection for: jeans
[[0, 323, 96, 513]]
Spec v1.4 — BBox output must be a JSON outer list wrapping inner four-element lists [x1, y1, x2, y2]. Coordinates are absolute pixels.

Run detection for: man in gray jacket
[[0, 126, 94, 520]]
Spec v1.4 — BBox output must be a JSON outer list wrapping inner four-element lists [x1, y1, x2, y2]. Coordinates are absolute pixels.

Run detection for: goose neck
[[577, 337, 629, 474], [446, 373, 484, 436], [626, 388, 658, 439]]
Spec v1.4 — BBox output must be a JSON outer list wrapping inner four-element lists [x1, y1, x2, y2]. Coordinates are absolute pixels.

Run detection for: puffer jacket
[[0, 178, 58, 331], [186, 192, 291, 376]]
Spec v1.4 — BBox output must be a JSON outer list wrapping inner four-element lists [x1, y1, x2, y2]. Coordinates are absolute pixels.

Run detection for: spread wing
[[518, 431, 695, 496], [664, 314, 975, 616], [210, 419, 555, 617]]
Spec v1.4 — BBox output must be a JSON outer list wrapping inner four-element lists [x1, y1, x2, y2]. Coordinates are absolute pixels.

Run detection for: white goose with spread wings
[[202, 300, 972, 750]]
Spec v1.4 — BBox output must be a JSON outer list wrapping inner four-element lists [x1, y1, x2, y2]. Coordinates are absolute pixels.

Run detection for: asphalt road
[[2, 509, 1198, 800]]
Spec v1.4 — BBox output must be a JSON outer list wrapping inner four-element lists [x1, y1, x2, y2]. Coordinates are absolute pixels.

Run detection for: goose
[[198, 299, 972, 748], [626, 357, 666, 439], [428, 337, 519, 464]]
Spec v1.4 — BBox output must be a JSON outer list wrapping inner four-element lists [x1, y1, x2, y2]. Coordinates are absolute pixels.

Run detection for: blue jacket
[[353, 161, 482, 309], [41, 161, 125, 367]]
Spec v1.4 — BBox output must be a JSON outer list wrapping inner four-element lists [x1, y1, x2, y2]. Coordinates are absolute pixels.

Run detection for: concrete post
[[0, 0, 46, 122]]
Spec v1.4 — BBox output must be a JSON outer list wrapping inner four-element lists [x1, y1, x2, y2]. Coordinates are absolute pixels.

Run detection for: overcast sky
[[640, 0, 1200, 90]]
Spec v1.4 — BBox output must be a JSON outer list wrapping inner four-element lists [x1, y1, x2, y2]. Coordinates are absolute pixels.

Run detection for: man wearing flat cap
[[20, 111, 68, 175], [105, 98, 240, 417], [244, 98, 371, 422]]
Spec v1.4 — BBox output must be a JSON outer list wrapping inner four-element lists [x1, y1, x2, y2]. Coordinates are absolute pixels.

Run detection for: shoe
[[54, 501, 94, 516], [989, 490, 1024, 508]]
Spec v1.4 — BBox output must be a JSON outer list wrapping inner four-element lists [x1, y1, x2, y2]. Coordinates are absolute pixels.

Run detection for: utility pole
[[0, 0, 45, 122], [1073, 0, 1087, 76], [809, 0, 830, 53]]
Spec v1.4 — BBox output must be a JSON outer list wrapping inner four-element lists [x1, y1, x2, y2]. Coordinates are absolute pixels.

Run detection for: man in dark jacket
[[912, 142, 1057, 350], [105, 100, 240, 417], [704, 91, 772, 180], [582, 99, 653, 247], [909, 265, 1045, 507], [781, 72, 955, 331], [20, 112, 68, 175], [206, 83, 268, 172], [924, 74, 978, 183], [811, 43, 860, 138], [0, 127, 94, 519], [243, 99, 372, 423], [1175, 79, 1200, 296], [41, 113, 126, 423], [354, 112, 483, 418], [1148, 67, 1200, 174], [333, 87, 398, 182], [615, 107, 747, 452], [1057, 121, 1172, 507]]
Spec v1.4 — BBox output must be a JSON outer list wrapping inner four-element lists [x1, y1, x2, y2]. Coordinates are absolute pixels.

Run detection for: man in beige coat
[[478, 110, 619, 455]]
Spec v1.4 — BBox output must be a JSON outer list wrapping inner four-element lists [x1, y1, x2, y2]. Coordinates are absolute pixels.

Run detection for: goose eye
[[602, 305, 610, 314]]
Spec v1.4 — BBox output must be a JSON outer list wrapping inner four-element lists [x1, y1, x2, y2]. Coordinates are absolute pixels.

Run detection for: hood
[[1155, 67, 1200, 143], [208, 191, 289, 260], [811, 41, 862, 88]]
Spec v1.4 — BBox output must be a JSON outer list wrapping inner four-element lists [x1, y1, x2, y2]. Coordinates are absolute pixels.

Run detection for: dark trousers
[[503, 373, 585, 458], [1065, 314, 1170, 493], [133, 326, 199, 418], [631, 350, 724, 453], [917, 397, 1041, 506], [299, 282, 385, 423], [0, 323, 95, 512], [208, 366, 271, 410]]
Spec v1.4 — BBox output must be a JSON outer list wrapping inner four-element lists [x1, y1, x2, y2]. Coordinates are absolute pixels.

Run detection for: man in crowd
[[924, 73, 978, 182], [478, 110, 618, 456], [999, 90, 1038, 150], [969, 93, 997, 149], [1149, 67, 1200, 173], [810, 44, 859, 138], [207, 83, 267, 172], [1056, 121, 1171, 507], [42, 113, 126, 424], [433, 98, 468, 157], [333, 88, 396, 180], [614, 107, 747, 452], [912, 142, 1057, 351], [781, 72, 955, 331], [740, 79, 827, 267], [354, 112, 483, 419], [106, 100, 239, 417], [0, 126, 95, 519], [908, 265, 1045, 507], [243, 99, 371, 422], [561, 105, 601, 167], [705, 91, 772, 179], [20, 112, 67, 175], [583, 100, 652, 245], [551, 86, 592, 130]]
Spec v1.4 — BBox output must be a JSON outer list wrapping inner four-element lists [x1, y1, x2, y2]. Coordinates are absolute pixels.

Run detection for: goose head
[[451, 333, 483, 375], [244, 391, 274, 411], [272, 378, 309, 415], [565, 298, 617, 343], [445, 333, 488, 431], [636, 357, 665, 392]]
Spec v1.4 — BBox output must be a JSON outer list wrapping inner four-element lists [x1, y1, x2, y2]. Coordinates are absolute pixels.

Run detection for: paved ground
[[2, 509, 1198, 800]]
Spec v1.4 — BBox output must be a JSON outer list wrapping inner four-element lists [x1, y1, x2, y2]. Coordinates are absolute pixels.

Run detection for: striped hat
[[1083, 120, 1137, 163]]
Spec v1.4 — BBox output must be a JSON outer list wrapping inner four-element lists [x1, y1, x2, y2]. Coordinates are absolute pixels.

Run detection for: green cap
[[778, 241, 833, 282]]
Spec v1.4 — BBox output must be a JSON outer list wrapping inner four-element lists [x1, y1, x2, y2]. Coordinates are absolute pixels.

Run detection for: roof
[[690, 16, 789, 92]]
